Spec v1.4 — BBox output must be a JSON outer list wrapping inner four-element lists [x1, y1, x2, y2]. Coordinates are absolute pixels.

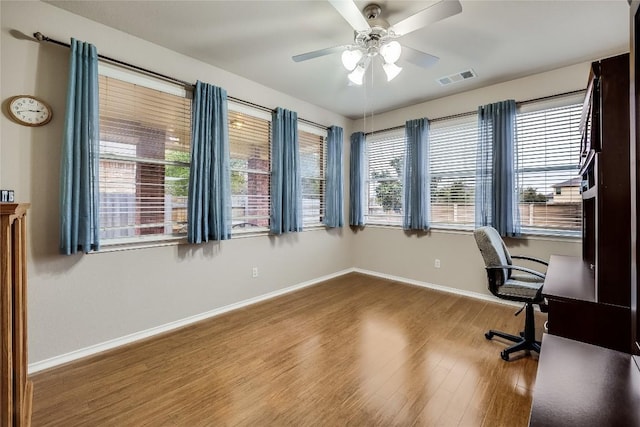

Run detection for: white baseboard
[[28, 268, 354, 374], [352, 268, 521, 308], [29, 267, 522, 374]]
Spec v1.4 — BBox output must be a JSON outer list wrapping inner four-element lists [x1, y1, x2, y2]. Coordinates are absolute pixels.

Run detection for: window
[[299, 124, 326, 227], [366, 128, 405, 225], [98, 64, 329, 244], [429, 115, 477, 228], [228, 102, 271, 234], [516, 96, 583, 235], [98, 64, 192, 243]]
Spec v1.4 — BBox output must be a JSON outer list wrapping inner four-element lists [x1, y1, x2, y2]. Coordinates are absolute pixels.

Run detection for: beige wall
[[353, 228, 579, 296], [1, 1, 354, 365], [2, 1, 587, 367]]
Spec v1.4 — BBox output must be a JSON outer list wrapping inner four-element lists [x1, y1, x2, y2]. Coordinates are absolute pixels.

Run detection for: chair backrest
[[473, 226, 513, 286]]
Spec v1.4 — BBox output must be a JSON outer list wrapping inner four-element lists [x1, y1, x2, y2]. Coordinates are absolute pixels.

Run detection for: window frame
[[299, 122, 327, 228], [228, 101, 273, 236], [365, 128, 406, 226], [515, 93, 584, 238], [429, 113, 478, 231], [97, 63, 192, 248]]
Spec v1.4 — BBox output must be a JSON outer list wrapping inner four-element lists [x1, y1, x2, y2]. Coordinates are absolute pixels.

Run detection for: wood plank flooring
[[30, 273, 545, 426]]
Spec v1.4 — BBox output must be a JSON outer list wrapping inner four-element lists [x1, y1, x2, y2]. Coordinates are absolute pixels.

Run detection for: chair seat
[[497, 279, 543, 300], [510, 274, 544, 284]]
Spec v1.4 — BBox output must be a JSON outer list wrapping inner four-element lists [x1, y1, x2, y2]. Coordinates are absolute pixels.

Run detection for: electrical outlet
[[434, 259, 441, 268], [252, 267, 258, 278]]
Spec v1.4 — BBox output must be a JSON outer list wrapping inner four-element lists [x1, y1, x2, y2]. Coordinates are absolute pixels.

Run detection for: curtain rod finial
[[33, 32, 45, 41]]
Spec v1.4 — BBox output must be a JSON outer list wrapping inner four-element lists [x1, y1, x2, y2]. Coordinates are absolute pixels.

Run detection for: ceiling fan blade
[[328, 0, 371, 32], [402, 46, 439, 69], [391, 0, 462, 37], [292, 45, 348, 62]]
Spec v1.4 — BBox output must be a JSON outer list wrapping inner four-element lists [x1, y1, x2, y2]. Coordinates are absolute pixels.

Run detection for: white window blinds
[[366, 128, 405, 225], [516, 99, 583, 234], [98, 72, 192, 242], [299, 125, 326, 227], [429, 114, 477, 228], [228, 102, 271, 233]]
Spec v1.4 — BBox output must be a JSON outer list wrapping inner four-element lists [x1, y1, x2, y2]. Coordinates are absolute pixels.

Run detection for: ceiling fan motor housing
[[354, 3, 394, 56], [363, 4, 381, 19], [362, 3, 390, 32]]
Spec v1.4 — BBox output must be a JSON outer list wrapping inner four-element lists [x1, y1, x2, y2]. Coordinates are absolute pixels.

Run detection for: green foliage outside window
[[165, 151, 247, 197], [372, 157, 402, 213], [431, 178, 473, 202], [520, 187, 548, 203]]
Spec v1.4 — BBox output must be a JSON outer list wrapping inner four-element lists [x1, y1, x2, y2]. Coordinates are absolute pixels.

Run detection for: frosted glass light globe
[[341, 49, 363, 71], [383, 62, 402, 81], [380, 41, 402, 64]]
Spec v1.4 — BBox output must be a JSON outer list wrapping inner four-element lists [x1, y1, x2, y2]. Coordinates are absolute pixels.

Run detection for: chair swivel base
[[484, 329, 541, 361], [484, 302, 541, 361]]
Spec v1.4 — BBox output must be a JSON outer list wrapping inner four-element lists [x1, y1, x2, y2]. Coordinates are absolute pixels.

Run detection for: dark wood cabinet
[[580, 53, 631, 308], [631, 0, 640, 366], [543, 53, 632, 354]]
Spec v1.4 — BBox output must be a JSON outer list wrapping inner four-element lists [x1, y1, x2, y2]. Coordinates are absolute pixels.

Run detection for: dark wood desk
[[543, 255, 630, 353], [530, 334, 640, 426], [543, 255, 594, 302]]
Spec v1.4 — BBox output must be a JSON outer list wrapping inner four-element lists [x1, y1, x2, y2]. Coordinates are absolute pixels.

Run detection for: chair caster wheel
[[485, 332, 493, 340], [501, 351, 509, 361]]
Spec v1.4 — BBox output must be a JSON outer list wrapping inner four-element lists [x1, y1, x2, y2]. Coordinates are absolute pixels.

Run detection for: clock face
[[8, 96, 52, 126]]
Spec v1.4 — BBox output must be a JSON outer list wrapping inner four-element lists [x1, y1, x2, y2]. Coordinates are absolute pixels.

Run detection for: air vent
[[437, 69, 477, 86]]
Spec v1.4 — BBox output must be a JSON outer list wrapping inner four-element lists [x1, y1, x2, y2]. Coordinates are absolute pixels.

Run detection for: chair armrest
[[487, 265, 546, 301], [511, 255, 549, 266], [487, 265, 546, 279]]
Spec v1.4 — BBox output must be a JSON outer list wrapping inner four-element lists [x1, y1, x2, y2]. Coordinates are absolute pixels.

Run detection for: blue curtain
[[187, 81, 231, 243], [476, 99, 520, 237], [349, 132, 367, 226], [324, 126, 344, 228], [271, 107, 302, 234], [403, 118, 430, 230], [59, 38, 100, 255]]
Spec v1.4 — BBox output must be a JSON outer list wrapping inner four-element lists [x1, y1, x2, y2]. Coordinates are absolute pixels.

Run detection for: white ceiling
[[46, 0, 629, 120]]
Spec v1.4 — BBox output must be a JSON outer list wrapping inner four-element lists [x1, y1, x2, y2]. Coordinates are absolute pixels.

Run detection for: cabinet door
[[596, 54, 631, 307], [631, 0, 640, 359]]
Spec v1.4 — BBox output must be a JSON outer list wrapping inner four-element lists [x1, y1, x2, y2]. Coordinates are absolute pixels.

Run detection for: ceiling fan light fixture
[[382, 62, 403, 81], [380, 41, 402, 64], [341, 49, 363, 71], [348, 64, 367, 85], [348, 56, 371, 85]]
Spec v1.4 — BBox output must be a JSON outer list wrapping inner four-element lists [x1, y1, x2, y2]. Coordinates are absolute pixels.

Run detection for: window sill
[[95, 235, 187, 253], [231, 227, 270, 239], [98, 224, 336, 250], [358, 223, 581, 241], [303, 224, 327, 230]]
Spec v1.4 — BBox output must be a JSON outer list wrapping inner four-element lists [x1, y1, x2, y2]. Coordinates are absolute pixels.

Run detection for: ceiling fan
[[293, 0, 462, 85]]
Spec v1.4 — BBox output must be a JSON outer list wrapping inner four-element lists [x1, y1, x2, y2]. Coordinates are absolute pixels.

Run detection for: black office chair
[[473, 226, 548, 361]]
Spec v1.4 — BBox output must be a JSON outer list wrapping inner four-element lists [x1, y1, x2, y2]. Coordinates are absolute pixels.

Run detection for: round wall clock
[[7, 95, 53, 126]]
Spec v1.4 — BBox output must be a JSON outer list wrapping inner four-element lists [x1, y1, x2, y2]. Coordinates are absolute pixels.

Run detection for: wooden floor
[[30, 273, 545, 426]]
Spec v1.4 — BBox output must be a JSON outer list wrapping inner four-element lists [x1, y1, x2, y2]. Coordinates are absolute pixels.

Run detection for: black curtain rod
[[33, 32, 329, 130], [365, 88, 586, 136]]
